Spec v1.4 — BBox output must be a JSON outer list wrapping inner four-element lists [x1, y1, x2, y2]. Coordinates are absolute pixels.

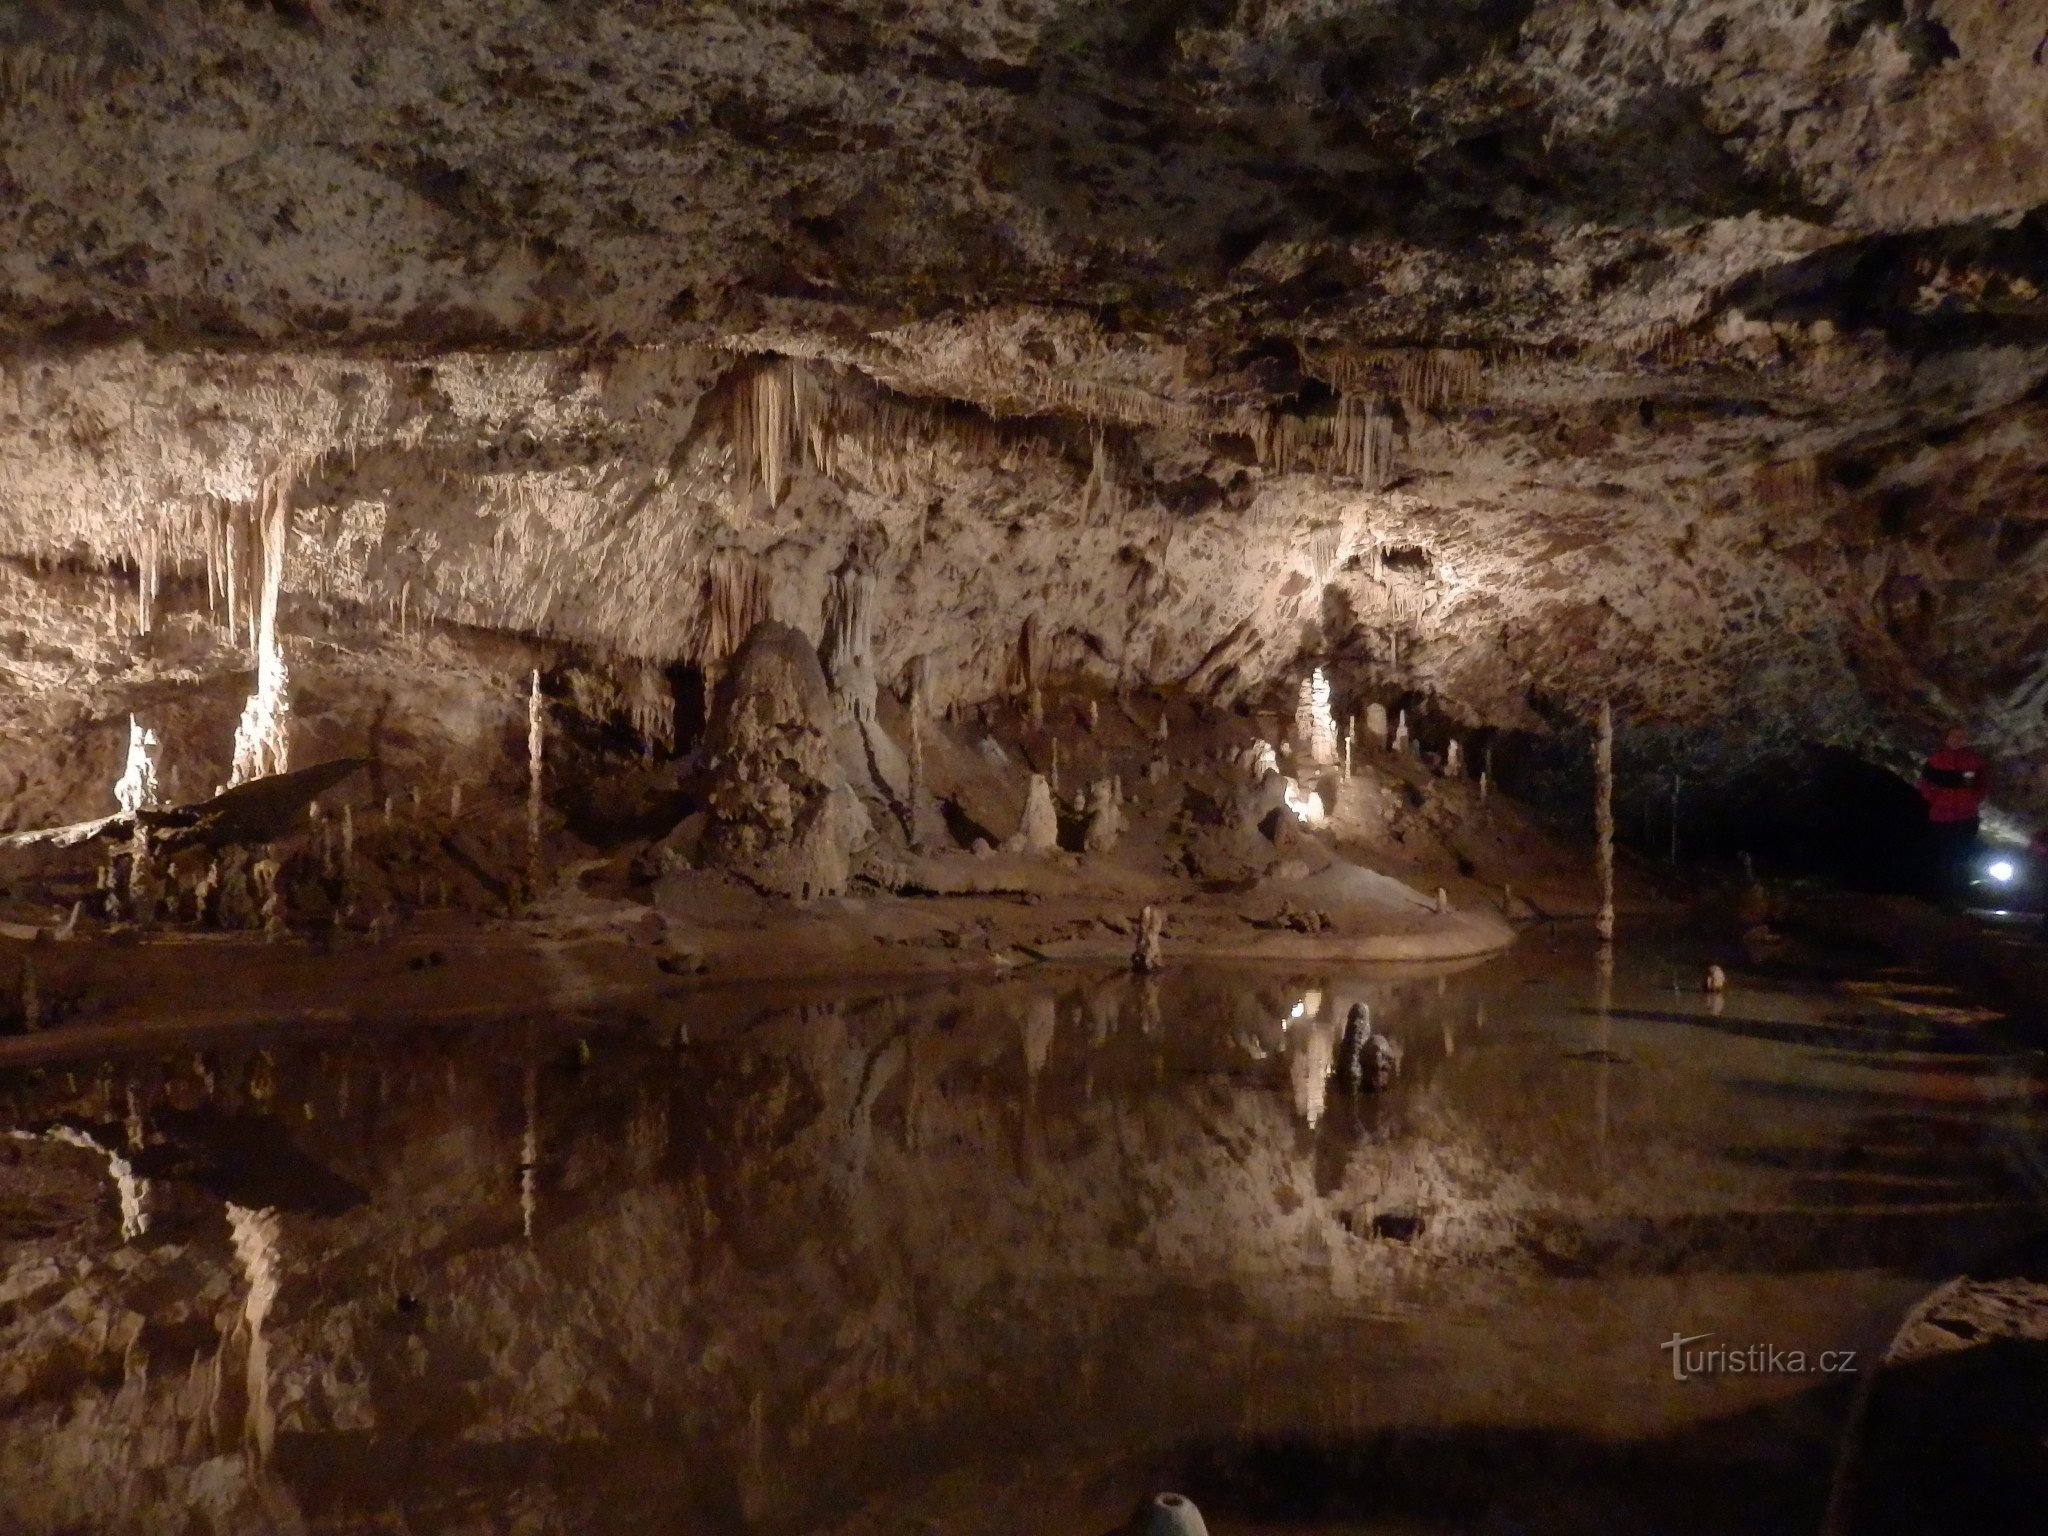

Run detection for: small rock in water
[[1131, 1493, 1208, 1536]]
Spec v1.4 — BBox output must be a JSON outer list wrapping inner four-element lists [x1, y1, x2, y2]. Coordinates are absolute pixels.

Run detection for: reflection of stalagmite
[[113, 716, 161, 814], [1338, 1002, 1402, 1090], [1087, 982, 1120, 1044], [1288, 1014, 1336, 1129], [225, 1202, 282, 1464], [1295, 668, 1338, 765], [1023, 995, 1056, 1081], [228, 493, 292, 787], [31, 1125, 151, 1239]]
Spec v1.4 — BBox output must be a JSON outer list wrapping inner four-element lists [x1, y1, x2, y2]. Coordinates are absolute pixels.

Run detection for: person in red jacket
[[1917, 727, 1988, 903]]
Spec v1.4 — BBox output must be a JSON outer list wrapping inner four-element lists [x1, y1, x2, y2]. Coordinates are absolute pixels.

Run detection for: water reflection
[[0, 942, 2040, 1536]]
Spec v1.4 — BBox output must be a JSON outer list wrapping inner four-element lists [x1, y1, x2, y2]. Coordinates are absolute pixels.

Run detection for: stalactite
[[821, 549, 879, 728], [1008, 614, 1040, 703], [694, 549, 767, 693], [1308, 522, 1343, 586], [1310, 346, 1485, 414]]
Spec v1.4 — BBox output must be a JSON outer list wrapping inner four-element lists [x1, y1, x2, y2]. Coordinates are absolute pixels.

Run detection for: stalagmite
[[1083, 778, 1121, 854], [1343, 719, 1355, 780], [1087, 699, 1100, 731], [1392, 710, 1409, 755], [1366, 702, 1388, 748], [1016, 773, 1058, 854], [1133, 905, 1165, 973], [1295, 668, 1338, 766], [128, 825, 158, 926], [228, 492, 292, 787], [1446, 739, 1463, 779], [1595, 699, 1616, 944], [527, 668, 545, 884], [112, 715, 161, 814]]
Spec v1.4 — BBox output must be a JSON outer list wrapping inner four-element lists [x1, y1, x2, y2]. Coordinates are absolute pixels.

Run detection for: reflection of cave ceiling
[[0, 3, 2046, 807]]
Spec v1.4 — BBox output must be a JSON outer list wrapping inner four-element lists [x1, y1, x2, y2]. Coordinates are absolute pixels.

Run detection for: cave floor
[[0, 930, 2042, 1536]]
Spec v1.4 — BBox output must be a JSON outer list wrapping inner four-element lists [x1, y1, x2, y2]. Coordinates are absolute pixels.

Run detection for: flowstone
[[695, 622, 873, 900]]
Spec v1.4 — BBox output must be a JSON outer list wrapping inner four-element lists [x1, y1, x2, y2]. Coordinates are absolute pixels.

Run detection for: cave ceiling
[[0, 0, 2046, 804]]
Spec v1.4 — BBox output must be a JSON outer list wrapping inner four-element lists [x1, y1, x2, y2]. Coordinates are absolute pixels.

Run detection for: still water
[[1, 936, 2042, 1536]]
